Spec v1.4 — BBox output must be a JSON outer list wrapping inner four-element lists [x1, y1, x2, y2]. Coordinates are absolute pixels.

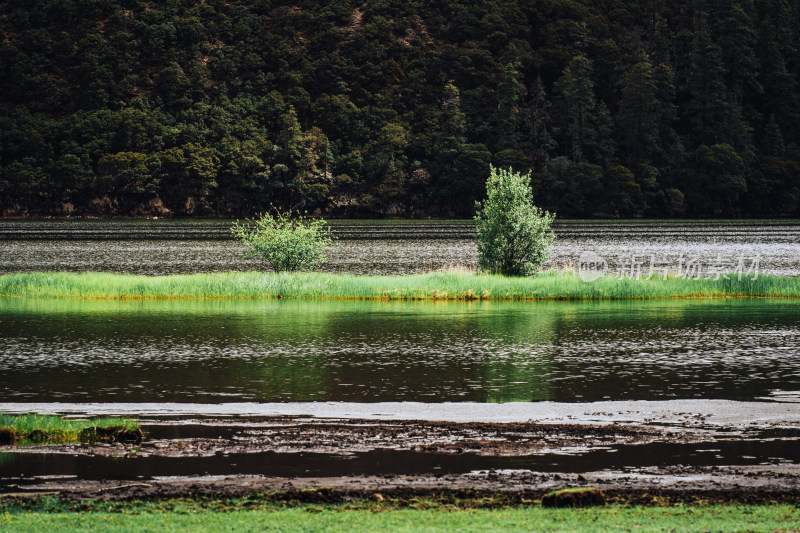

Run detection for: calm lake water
[[1, 219, 799, 275], [1, 298, 798, 404]]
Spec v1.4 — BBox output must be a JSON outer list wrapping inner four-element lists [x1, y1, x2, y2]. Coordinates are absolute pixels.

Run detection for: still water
[[1, 298, 798, 404], [1, 219, 799, 275], [3, 437, 800, 482]]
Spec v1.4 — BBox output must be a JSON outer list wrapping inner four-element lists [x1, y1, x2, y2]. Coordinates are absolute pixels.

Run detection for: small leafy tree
[[231, 210, 335, 272], [474, 166, 556, 276]]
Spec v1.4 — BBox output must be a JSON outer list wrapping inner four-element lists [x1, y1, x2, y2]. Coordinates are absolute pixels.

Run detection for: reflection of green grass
[[1, 271, 799, 301], [0, 452, 13, 468], [1, 499, 798, 532], [0, 413, 139, 443]]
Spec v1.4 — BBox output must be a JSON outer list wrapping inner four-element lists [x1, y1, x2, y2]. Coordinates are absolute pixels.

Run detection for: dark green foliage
[[1, 0, 799, 218]]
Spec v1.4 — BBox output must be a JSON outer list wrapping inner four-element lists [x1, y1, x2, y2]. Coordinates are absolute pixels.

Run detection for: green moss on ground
[[541, 487, 606, 508]]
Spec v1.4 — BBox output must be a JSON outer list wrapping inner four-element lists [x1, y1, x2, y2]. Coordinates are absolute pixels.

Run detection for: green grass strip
[[1, 504, 798, 532], [0, 413, 139, 443], [0, 270, 799, 300]]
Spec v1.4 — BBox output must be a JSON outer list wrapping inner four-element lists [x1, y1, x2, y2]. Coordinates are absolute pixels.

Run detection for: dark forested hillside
[[1, 0, 799, 218]]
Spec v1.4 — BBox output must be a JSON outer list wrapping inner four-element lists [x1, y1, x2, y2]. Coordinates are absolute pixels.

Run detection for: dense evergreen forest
[[1, 0, 799, 218]]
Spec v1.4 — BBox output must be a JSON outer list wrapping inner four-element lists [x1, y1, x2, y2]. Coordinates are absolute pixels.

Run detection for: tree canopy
[[1, 0, 799, 218]]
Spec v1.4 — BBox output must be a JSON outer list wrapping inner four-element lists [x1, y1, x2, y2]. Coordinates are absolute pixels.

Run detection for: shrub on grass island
[[231, 210, 335, 272], [474, 166, 556, 276]]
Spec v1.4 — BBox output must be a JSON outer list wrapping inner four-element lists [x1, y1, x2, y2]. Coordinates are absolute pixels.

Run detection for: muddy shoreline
[[2, 417, 798, 502], [4, 467, 800, 504], [4, 418, 709, 458]]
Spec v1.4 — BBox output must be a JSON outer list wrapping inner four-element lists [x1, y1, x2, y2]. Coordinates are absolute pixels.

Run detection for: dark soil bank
[[1, 417, 798, 502], [4, 467, 800, 504]]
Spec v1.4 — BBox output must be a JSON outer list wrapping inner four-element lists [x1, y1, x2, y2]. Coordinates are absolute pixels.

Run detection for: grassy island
[[0, 271, 798, 301], [0, 413, 141, 445]]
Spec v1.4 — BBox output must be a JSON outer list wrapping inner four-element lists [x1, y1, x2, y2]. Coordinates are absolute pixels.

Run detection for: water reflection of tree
[[240, 300, 561, 403], [478, 302, 556, 403]]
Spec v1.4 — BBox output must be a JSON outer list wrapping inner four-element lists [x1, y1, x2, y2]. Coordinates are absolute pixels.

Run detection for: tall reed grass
[[0, 413, 140, 444], [0, 271, 798, 300]]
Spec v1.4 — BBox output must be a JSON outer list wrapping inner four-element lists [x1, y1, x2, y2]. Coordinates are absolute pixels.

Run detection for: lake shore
[[0, 270, 798, 301], [6, 468, 800, 503], [3, 411, 799, 527]]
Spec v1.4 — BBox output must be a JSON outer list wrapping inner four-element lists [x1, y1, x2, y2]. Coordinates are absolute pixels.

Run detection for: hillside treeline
[[1, 0, 799, 217]]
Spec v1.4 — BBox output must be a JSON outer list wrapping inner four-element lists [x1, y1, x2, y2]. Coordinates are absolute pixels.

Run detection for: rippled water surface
[[1, 219, 799, 275], [1, 298, 798, 403]]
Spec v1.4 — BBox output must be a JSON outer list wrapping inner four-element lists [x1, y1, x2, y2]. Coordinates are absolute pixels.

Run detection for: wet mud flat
[[5, 466, 800, 505], [4, 418, 709, 458], [2, 416, 799, 502]]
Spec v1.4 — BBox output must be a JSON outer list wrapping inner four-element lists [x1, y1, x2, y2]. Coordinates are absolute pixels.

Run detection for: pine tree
[[526, 76, 556, 170], [617, 55, 661, 168], [652, 62, 684, 168], [553, 55, 597, 162], [437, 81, 467, 151], [430, 81, 468, 205], [588, 101, 616, 168], [495, 62, 525, 150], [709, 0, 761, 104], [762, 114, 786, 156], [757, 8, 800, 143], [684, 23, 729, 144]]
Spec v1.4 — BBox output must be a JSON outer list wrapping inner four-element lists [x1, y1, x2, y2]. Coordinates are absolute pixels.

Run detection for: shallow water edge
[[2, 400, 798, 427]]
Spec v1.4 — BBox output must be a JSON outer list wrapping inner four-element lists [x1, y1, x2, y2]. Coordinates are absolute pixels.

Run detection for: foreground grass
[[0, 413, 139, 443], [1, 502, 798, 532], [1, 270, 798, 301]]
